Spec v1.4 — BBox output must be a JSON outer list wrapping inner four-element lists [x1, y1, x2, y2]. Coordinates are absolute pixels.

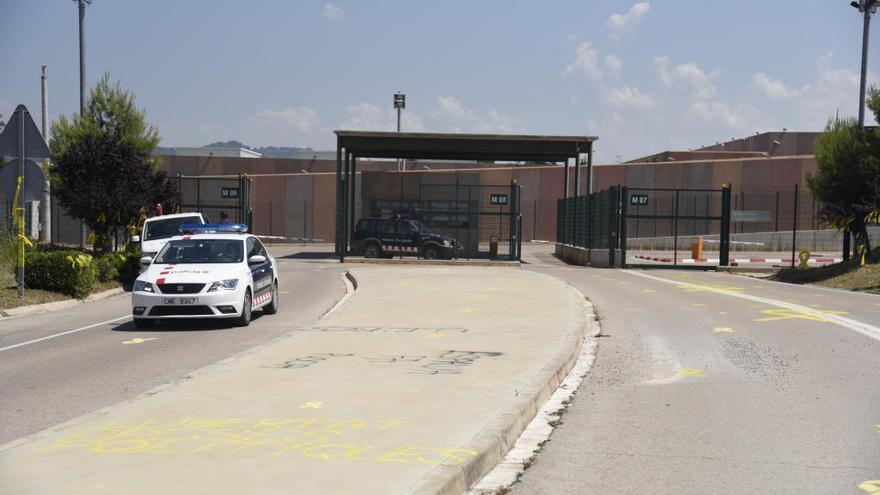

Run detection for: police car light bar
[[179, 223, 249, 234]]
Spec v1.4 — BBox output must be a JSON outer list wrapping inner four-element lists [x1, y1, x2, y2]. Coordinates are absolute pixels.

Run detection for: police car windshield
[[144, 216, 203, 241], [154, 239, 244, 264]]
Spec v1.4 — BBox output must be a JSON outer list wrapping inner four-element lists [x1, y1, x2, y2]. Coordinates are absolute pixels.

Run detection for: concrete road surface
[[511, 244, 880, 495], [0, 249, 347, 444]]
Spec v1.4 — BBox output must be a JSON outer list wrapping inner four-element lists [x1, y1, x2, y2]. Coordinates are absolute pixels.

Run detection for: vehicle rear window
[[144, 216, 203, 241]]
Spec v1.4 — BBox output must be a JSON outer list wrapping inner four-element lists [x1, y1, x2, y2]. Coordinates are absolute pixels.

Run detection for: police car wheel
[[364, 243, 381, 258], [133, 318, 153, 329], [263, 281, 279, 315], [235, 290, 252, 327], [423, 246, 439, 259]]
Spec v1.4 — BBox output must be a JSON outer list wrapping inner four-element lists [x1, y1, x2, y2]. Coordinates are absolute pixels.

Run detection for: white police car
[[131, 224, 278, 328]]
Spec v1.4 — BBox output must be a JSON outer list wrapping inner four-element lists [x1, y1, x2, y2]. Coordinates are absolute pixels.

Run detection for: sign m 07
[[630, 194, 648, 206]]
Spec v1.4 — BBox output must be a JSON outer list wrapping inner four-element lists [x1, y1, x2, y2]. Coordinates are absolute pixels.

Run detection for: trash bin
[[691, 236, 703, 261], [489, 235, 498, 258]]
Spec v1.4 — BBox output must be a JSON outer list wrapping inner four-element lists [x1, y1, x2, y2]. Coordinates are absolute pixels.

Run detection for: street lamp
[[851, 0, 878, 127], [393, 92, 405, 172]]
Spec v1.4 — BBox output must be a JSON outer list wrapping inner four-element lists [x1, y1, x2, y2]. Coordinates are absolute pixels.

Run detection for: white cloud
[[341, 102, 424, 132], [564, 42, 603, 81], [429, 96, 526, 133], [753, 73, 796, 99], [322, 3, 344, 19], [604, 55, 622, 79], [603, 86, 655, 109], [607, 2, 650, 41], [245, 106, 318, 133], [655, 56, 718, 99]]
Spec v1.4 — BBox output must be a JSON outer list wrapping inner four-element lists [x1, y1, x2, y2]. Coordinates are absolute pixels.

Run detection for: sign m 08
[[490, 194, 508, 206], [221, 187, 240, 199]]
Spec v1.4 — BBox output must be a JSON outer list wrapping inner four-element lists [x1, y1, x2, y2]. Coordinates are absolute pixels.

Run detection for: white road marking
[[623, 271, 880, 342], [0, 316, 131, 353]]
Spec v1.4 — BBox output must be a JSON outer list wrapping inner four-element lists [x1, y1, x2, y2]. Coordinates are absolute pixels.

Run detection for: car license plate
[[163, 297, 198, 305]]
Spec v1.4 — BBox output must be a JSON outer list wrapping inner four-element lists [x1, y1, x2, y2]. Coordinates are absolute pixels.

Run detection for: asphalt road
[[513, 245, 880, 495], [0, 249, 346, 445]]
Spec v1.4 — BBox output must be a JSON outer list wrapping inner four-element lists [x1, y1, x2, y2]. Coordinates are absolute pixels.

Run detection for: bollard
[[691, 236, 703, 261], [489, 235, 498, 259]]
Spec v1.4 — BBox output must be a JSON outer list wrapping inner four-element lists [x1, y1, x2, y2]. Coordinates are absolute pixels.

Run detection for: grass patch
[[0, 280, 121, 311], [773, 248, 880, 294]]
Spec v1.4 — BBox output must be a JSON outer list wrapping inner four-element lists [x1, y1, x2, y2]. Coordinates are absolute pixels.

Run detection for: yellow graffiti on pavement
[[677, 283, 744, 293], [300, 402, 324, 409], [875, 424, 880, 433], [37, 417, 477, 466], [426, 332, 447, 339], [122, 337, 157, 345], [642, 289, 657, 293], [472, 294, 489, 301], [677, 368, 706, 378], [859, 480, 880, 493], [692, 303, 706, 307], [713, 327, 735, 333], [755, 308, 849, 323], [459, 308, 476, 313]]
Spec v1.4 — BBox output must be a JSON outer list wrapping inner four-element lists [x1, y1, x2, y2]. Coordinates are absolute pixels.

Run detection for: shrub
[[24, 251, 96, 298], [119, 253, 142, 291], [95, 252, 126, 282]]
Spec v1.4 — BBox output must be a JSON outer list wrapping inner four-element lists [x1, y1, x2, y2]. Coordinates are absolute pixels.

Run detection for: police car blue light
[[179, 223, 249, 234]]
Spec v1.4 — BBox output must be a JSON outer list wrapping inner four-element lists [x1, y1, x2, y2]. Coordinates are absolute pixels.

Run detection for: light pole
[[40, 65, 51, 244], [75, 0, 91, 249], [393, 92, 405, 172], [852, 0, 878, 127]]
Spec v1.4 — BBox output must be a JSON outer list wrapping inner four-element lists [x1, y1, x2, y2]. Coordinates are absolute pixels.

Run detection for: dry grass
[[774, 248, 880, 294]]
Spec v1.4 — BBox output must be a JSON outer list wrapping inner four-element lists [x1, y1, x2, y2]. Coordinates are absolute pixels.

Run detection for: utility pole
[[40, 65, 51, 244], [76, 0, 91, 249], [844, 0, 876, 261], [853, 0, 877, 127]]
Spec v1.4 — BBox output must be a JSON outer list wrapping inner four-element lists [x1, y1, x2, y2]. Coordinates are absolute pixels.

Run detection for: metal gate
[[556, 185, 731, 269], [622, 186, 730, 268], [175, 174, 253, 227], [356, 180, 522, 260]]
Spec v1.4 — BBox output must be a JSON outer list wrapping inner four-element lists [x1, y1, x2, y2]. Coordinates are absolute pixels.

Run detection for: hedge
[[95, 252, 126, 283], [24, 251, 96, 299]]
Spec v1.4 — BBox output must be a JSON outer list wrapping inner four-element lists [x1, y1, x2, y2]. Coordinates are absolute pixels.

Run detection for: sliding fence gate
[[558, 185, 731, 269], [175, 174, 253, 227]]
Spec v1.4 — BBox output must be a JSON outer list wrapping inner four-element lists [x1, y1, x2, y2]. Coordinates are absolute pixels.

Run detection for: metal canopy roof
[[334, 130, 596, 162]]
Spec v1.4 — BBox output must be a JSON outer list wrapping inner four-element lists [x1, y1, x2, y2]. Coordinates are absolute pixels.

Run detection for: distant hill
[[204, 140, 314, 158], [156, 140, 318, 158]]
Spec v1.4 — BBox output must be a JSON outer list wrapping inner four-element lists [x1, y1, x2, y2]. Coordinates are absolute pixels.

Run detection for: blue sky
[[2, 0, 877, 162]]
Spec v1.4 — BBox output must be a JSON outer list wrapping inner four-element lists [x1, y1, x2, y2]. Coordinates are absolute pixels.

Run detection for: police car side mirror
[[140, 255, 153, 266], [131, 235, 140, 243], [248, 255, 267, 264]]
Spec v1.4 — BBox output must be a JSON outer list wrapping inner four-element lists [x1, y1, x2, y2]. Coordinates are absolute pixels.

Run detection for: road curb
[[344, 258, 521, 267], [412, 276, 592, 495], [0, 287, 126, 319], [320, 270, 358, 319]]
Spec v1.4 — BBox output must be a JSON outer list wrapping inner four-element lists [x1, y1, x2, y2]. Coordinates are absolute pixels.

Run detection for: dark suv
[[352, 217, 462, 259]]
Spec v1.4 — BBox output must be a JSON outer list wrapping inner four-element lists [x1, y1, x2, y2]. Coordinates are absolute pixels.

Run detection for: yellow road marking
[[460, 308, 476, 313], [280, 290, 290, 294], [692, 303, 705, 307], [875, 424, 880, 433], [472, 294, 488, 301], [122, 337, 156, 345], [755, 308, 849, 323], [300, 401, 323, 409], [719, 311, 728, 315], [426, 332, 447, 338], [713, 327, 735, 333], [642, 289, 657, 293], [859, 480, 880, 493], [677, 283, 744, 293], [677, 368, 706, 378]]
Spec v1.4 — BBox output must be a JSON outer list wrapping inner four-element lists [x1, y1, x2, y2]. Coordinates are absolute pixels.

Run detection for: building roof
[[334, 130, 597, 162]]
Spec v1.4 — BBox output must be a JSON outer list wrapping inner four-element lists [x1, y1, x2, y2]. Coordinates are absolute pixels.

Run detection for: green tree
[[808, 86, 880, 262], [49, 74, 178, 253]]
